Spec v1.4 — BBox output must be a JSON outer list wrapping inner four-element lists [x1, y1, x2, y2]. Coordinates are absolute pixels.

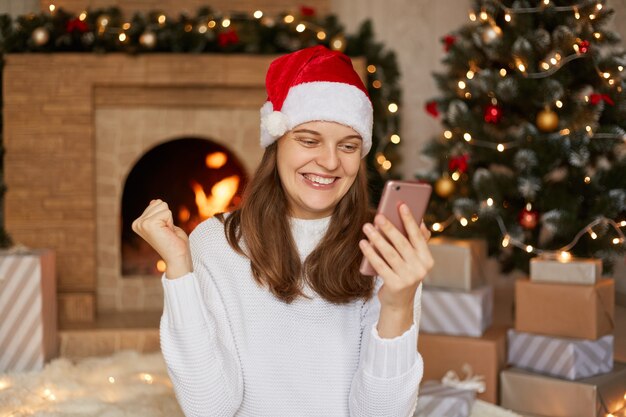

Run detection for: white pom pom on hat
[[259, 45, 374, 157]]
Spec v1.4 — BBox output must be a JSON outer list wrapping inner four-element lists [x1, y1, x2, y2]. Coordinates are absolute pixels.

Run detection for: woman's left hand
[[359, 203, 434, 313]]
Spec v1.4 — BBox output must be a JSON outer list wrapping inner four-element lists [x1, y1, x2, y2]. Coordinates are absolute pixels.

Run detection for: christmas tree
[[419, 0, 626, 273]]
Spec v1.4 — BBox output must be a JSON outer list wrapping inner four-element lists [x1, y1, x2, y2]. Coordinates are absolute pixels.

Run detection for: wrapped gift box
[[507, 329, 613, 380], [515, 278, 614, 339], [0, 249, 57, 372], [500, 363, 626, 417], [414, 381, 475, 417], [530, 257, 602, 285], [420, 285, 493, 337], [417, 326, 507, 404], [424, 238, 487, 291]]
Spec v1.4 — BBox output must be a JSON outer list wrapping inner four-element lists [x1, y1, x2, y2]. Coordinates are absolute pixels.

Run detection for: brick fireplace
[[3, 53, 366, 324]]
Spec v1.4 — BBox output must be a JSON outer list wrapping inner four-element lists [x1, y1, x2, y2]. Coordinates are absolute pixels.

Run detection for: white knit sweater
[[160, 215, 424, 417]]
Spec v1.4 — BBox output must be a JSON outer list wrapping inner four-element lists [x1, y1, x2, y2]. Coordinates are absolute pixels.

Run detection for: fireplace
[[121, 137, 246, 276]]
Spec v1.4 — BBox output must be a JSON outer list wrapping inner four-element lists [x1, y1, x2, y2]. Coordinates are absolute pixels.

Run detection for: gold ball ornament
[[536, 108, 559, 132], [435, 174, 456, 198], [139, 31, 157, 49], [32, 27, 50, 46]]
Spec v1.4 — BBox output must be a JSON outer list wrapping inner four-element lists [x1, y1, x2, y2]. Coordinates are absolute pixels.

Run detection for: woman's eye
[[340, 143, 360, 152], [296, 138, 318, 146]]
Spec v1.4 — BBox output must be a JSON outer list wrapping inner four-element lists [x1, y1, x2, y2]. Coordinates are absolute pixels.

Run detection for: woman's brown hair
[[222, 142, 375, 304]]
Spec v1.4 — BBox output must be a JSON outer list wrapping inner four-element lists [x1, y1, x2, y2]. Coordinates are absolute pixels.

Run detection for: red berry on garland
[[577, 39, 590, 54], [218, 29, 239, 47], [425, 100, 439, 118], [589, 93, 615, 106], [300, 6, 316, 16], [484, 104, 503, 124], [66, 17, 89, 34], [443, 35, 457, 52], [518, 206, 539, 230]]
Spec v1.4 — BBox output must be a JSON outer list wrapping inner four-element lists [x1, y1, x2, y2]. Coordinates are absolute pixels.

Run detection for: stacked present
[[501, 256, 626, 417], [418, 238, 507, 404], [0, 248, 57, 373]]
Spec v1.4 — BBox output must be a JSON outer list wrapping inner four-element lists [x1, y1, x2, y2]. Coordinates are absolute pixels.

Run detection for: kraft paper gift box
[[500, 363, 626, 417], [420, 285, 493, 337], [423, 238, 487, 291], [515, 278, 614, 339], [417, 326, 507, 404], [0, 249, 57, 373], [530, 257, 602, 285], [507, 329, 613, 380], [414, 381, 476, 417]]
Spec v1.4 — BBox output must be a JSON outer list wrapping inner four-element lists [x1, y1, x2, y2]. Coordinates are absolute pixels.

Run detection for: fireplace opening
[[121, 137, 247, 276]]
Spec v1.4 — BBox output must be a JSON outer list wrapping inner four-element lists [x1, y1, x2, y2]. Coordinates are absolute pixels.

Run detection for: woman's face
[[276, 121, 363, 219]]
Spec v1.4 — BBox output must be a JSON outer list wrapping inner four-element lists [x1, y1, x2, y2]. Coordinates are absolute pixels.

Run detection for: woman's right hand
[[132, 199, 193, 279]]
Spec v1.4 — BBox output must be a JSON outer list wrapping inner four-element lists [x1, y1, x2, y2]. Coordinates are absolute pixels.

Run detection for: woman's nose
[[315, 146, 340, 171]]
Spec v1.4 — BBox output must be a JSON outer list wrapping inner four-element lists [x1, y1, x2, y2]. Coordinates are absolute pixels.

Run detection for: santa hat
[[260, 45, 373, 157]]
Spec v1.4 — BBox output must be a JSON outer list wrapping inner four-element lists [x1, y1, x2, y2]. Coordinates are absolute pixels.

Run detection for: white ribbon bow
[[441, 363, 486, 393]]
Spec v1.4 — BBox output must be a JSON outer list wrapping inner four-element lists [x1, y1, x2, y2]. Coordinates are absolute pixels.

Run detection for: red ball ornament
[[577, 39, 590, 54], [300, 6, 316, 16], [217, 29, 239, 47], [443, 35, 457, 52], [484, 104, 503, 124], [518, 207, 539, 230], [425, 100, 439, 118], [448, 154, 469, 174], [66, 17, 89, 34]]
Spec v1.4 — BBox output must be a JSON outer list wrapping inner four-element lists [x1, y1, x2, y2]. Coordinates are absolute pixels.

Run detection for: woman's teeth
[[304, 174, 336, 185]]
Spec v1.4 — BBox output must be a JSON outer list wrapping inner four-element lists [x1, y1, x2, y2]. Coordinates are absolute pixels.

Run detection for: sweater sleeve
[[159, 230, 243, 417], [348, 280, 424, 417]]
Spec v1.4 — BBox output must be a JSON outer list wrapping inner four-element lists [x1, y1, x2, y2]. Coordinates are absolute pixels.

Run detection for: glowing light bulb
[[556, 100, 563, 108], [613, 238, 621, 245], [79, 11, 87, 20], [541, 62, 550, 70], [559, 251, 572, 262], [500, 68, 507, 77], [620, 221, 626, 227], [284, 15, 295, 23], [526, 245, 533, 253], [619, 66, 624, 72], [505, 13, 511, 22], [140, 373, 154, 384], [518, 63, 526, 72], [444, 130, 453, 139], [388, 103, 398, 113], [108, 376, 115, 383], [469, 12, 477, 21], [432, 223, 442, 232], [550, 57, 558, 65], [502, 235, 510, 247], [390, 134, 401, 144], [597, 3, 603, 10], [603, 72, 611, 79], [382, 160, 392, 170], [487, 198, 494, 207], [497, 144, 505, 152], [317, 31, 326, 40], [222, 18, 231, 27], [460, 217, 469, 227], [458, 80, 466, 89], [586, 125, 592, 132], [367, 65, 377, 74], [296, 23, 306, 32], [480, 11, 488, 21], [118, 33, 127, 42], [543, 0, 549, 5], [253, 10, 263, 19], [466, 70, 475, 79], [451, 172, 461, 181], [49, 4, 56, 12], [463, 133, 472, 142], [589, 14, 596, 19], [594, 32, 601, 39], [158, 14, 166, 24], [590, 230, 598, 240]]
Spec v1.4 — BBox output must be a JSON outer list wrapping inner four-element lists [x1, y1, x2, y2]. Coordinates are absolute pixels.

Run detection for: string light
[[79, 11, 87, 21], [590, 230, 598, 240], [458, 80, 467, 89], [118, 33, 127, 42], [49, 4, 55, 12], [253, 10, 263, 19], [317, 31, 326, 40], [108, 376, 115, 383], [296, 23, 306, 32], [558, 251, 572, 261], [502, 235, 510, 247], [222, 18, 231, 27], [390, 134, 401, 144], [526, 245, 534, 253], [499, 68, 507, 77], [367, 65, 376, 74], [460, 217, 469, 226], [284, 14, 295, 23], [157, 14, 166, 24], [487, 198, 494, 207], [497, 144, 505, 152], [451, 171, 461, 181], [479, 10, 489, 21], [432, 222, 442, 232], [555, 100, 563, 108], [122, 22, 131, 30], [463, 133, 472, 142], [388, 103, 398, 113], [504, 13, 511, 22], [444, 130, 453, 139], [466, 70, 475, 79]]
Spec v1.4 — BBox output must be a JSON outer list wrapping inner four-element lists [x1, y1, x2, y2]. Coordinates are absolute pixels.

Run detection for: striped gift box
[[507, 329, 613, 380], [0, 249, 57, 373], [420, 285, 493, 337], [414, 381, 475, 417]]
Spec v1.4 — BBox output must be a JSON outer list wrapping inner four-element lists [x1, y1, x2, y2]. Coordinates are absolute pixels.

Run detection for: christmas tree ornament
[[139, 31, 157, 49], [448, 154, 469, 174], [31, 27, 50, 46], [425, 100, 439, 118], [589, 93, 614, 106], [518, 206, 539, 229], [66, 17, 89, 34], [435, 174, 456, 198], [443, 35, 457, 52], [217, 29, 239, 47], [484, 103, 502, 123], [300, 6, 316, 17], [576, 39, 590, 54], [536, 108, 559, 132]]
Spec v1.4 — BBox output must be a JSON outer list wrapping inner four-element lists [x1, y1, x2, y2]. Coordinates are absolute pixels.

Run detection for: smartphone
[[359, 180, 432, 276]]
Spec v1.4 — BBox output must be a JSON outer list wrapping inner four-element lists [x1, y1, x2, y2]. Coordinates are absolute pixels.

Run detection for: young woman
[[132, 45, 433, 417]]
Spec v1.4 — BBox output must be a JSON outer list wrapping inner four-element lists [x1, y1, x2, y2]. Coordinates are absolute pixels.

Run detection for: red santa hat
[[260, 45, 373, 157]]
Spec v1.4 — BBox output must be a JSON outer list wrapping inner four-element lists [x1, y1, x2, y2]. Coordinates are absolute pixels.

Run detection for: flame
[[192, 175, 240, 219], [205, 152, 228, 169]]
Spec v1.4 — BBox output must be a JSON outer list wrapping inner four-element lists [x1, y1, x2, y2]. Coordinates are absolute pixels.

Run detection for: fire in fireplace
[[121, 137, 247, 276]]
